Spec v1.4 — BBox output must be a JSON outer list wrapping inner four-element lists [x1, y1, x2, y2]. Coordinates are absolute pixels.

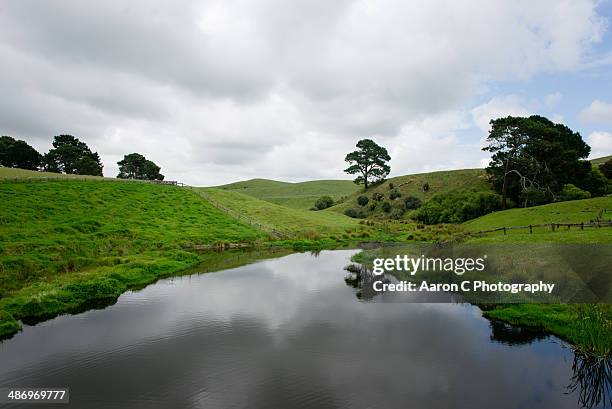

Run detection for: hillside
[[0, 166, 107, 180], [590, 155, 612, 166], [331, 168, 490, 217], [464, 196, 612, 243], [197, 188, 363, 239], [215, 178, 359, 209]]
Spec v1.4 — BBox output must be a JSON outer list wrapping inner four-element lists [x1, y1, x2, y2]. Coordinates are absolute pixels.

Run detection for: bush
[[404, 196, 422, 210], [388, 182, 394, 190], [369, 202, 377, 211], [414, 191, 501, 224], [344, 208, 365, 218], [389, 189, 401, 200], [422, 182, 430, 193], [357, 195, 369, 206], [600, 159, 612, 179], [559, 184, 591, 201], [314, 196, 334, 210], [578, 167, 608, 197], [390, 207, 405, 219], [381, 201, 392, 213], [372, 192, 384, 201]]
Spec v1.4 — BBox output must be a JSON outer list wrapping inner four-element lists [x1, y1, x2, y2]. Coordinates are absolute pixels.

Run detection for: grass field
[[0, 179, 269, 338], [0, 166, 107, 180], [463, 197, 612, 243], [214, 178, 359, 209], [197, 188, 366, 239], [331, 168, 491, 217], [590, 155, 612, 166]]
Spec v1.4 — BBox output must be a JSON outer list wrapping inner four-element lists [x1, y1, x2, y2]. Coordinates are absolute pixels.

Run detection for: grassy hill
[[590, 155, 612, 166], [215, 178, 359, 209], [197, 188, 364, 239], [464, 197, 612, 243], [331, 168, 490, 217], [0, 178, 270, 338], [0, 166, 107, 180]]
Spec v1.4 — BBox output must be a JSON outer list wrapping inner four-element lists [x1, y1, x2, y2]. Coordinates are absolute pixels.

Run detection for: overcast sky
[[2, 0, 612, 185]]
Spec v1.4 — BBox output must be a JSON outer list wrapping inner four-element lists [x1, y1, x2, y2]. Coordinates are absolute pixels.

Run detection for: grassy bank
[[215, 178, 359, 209], [0, 178, 272, 338]]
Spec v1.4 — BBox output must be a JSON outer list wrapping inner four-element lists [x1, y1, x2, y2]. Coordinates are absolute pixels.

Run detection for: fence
[[186, 187, 292, 239], [0, 175, 185, 186], [475, 209, 611, 236]]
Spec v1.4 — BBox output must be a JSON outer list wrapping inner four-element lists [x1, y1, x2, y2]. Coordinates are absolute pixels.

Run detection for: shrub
[[372, 192, 384, 201], [314, 196, 334, 210], [600, 159, 612, 179], [344, 208, 365, 218], [369, 202, 377, 211], [559, 184, 591, 201], [388, 182, 394, 190], [414, 191, 501, 224], [390, 207, 405, 219], [578, 167, 608, 197], [422, 182, 430, 192], [357, 195, 369, 206], [381, 201, 392, 213], [389, 189, 402, 200], [404, 196, 422, 210]]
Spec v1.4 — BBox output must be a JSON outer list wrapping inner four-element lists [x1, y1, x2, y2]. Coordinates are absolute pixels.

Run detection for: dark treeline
[[0, 135, 164, 180]]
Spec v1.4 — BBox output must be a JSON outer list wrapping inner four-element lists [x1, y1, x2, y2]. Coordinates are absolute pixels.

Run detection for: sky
[[1, 0, 612, 185]]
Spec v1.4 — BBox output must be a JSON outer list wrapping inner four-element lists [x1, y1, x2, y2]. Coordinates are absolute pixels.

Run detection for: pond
[[0, 249, 607, 408]]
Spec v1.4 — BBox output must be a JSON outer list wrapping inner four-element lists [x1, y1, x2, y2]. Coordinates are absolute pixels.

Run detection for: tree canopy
[[344, 139, 390, 189], [0, 136, 42, 170], [117, 153, 164, 180], [600, 159, 612, 180], [482, 116, 592, 208], [43, 135, 103, 176]]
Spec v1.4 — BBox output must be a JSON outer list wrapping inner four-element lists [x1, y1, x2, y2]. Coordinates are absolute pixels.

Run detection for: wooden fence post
[[552, 223, 555, 232], [529, 224, 532, 234], [580, 222, 584, 230], [503, 227, 506, 235]]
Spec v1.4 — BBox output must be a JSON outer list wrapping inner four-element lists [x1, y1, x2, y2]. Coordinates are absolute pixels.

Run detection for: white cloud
[[579, 100, 612, 124], [471, 95, 530, 134], [587, 131, 612, 158], [0, 0, 608, 184], [544, 92, 563, 107]]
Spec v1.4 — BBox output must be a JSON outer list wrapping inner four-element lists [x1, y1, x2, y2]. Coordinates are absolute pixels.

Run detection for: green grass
[[331, 169, 491, 217], [214, 178, 359, 209], [590, 155, 612, 166], [197, 188, 365, 239], [0, 179, 270, 338], [463, 197, 612, 243], [0, 166, 107, 180]]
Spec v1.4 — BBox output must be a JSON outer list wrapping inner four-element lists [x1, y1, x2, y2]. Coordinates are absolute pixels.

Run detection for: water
[[0, 250, 606, 408]]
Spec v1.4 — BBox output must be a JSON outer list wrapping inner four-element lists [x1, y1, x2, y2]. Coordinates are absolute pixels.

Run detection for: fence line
[[475, 209, 611, 236], [186, 187, 292, 239], [0, 176, 184, 186]]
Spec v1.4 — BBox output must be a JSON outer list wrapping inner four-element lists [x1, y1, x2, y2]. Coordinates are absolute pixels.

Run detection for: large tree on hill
[[344, 139, 391, 189], [117, 153, 164, 180], [0, 136, 42, 170], [43, 135, 104, 176], [482, 116, 591, 208]]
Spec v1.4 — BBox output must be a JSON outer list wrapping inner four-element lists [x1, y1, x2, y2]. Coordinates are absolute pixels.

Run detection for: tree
[[600, 159, 612, 179], [43, 135, 103, 176], [344, 139, 390, 189], [0, 136, 42, 170], [117, 153, 164, 180], [578, 167, 608, 197], [482, 116, 590, 208]]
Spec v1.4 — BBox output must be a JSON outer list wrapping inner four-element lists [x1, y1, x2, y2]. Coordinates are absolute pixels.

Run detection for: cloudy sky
[[2, 0, 612, 185]]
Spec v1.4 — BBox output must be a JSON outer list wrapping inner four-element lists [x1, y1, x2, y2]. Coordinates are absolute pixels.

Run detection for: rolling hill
[[331, 168, 491, 217], [214, 178, 359, 209]]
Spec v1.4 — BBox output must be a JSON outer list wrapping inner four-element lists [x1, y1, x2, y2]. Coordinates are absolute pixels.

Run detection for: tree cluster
[[1, 135, 165, 180], [482, 116, 606, 208]]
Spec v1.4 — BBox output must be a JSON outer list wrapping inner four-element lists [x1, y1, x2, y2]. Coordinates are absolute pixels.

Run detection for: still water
[[0, 250, 607, 408]]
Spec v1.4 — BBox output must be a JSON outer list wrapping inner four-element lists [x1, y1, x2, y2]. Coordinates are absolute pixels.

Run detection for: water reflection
[[0, 250, 603, 408], [488, 320, 548, 345]]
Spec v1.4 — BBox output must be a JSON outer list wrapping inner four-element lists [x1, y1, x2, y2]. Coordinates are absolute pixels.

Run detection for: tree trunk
[[501, 159, 510, 210]]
